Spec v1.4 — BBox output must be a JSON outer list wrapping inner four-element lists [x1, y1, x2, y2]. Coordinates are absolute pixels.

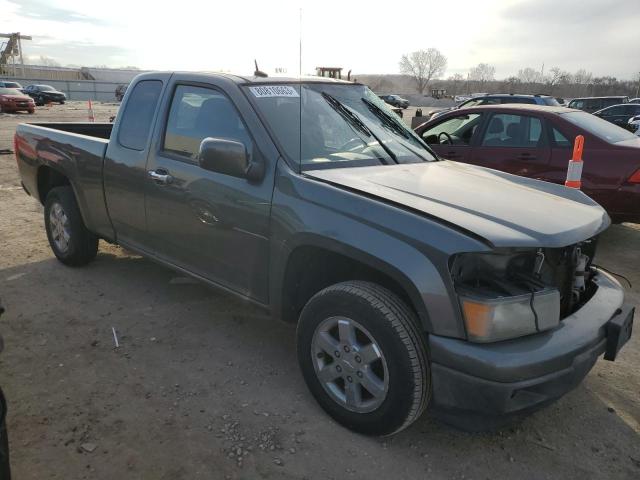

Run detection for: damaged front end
[[450, 238, 599, 343]]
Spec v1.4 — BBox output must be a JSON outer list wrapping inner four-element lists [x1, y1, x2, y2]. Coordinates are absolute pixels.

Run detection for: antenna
[[254, 59, 268, 78]]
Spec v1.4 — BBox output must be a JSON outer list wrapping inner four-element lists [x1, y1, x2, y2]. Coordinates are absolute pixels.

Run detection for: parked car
[[379, 94, 409, 109], [593, 103, 640, 127], [628, 115, 640, 136], [415, 104, 640, 223], [628, 98, 640, 104], [429, 93, 559, 121], [23, 85, 66, 105], [0, 80, 23, 92], [567, 96, 629, 113], [14, 73, 634, 434], [115, 84, 128, 102], [0, 87, 35, 113]]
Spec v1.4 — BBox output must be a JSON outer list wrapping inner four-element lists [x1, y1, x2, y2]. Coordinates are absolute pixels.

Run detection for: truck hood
[[306, 161, 609, 247]]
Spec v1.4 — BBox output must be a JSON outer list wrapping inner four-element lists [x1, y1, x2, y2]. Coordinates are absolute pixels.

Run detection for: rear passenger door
[[143, 81, 276, 302], [467, 112, 551, 180]]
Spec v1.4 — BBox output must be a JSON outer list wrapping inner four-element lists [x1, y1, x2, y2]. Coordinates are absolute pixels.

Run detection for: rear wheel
[[44, 186, 98, 266], [297, 281, 430, 436]]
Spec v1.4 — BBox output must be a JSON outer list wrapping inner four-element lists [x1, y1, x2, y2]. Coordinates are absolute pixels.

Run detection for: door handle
[[148, 169, 173, 185], [445, 151, 460, 159], [516, 153, 537, 160]]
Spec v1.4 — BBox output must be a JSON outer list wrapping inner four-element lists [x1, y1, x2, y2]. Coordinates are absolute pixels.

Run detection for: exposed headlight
[[451, 250, 562, 343]]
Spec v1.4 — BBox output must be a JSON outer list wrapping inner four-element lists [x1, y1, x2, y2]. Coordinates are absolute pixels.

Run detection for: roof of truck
[[148, 71, 356, 85]]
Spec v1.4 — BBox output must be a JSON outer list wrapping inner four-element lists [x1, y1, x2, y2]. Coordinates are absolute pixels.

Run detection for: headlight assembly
[[451, 250, 561, 343]]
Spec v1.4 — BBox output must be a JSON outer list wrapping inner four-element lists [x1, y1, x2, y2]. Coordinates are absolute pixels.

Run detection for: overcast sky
[[1, 0, 638, 79]]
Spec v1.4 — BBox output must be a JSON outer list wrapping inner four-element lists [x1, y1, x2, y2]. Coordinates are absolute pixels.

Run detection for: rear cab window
[[118, 80, 163, 150]]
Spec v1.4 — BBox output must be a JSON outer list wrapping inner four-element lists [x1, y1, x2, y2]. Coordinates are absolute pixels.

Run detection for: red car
[[415, 104, 640, 223], [0, 87, 35, 114]]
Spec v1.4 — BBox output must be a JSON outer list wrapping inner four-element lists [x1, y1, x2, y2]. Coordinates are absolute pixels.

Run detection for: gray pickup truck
[[14, 72, 634, 435]]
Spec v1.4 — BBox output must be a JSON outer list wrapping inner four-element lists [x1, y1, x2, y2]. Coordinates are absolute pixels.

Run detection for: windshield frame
[[242, 81, 438, 172]]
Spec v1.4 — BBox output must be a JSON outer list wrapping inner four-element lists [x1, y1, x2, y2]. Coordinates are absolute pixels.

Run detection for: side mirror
[[198, 138, 264, 181]]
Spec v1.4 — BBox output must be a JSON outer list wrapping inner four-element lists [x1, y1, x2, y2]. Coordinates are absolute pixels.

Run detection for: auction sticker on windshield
[[249, 86, 299, 98]]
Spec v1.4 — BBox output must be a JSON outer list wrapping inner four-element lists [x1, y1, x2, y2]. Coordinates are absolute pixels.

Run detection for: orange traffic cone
[[88, 99, 95, 122], [565, 135, 584, 189]]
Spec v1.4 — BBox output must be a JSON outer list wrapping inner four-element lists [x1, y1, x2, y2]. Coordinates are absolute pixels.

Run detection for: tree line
[[398, 48, 640, 99]]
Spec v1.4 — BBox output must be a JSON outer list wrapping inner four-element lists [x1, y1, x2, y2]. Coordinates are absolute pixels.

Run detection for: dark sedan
[[415, 104, 640, 223], [24, 84, 66, 105], [593, 103, 640, 128], [379, 94, 409, 109]]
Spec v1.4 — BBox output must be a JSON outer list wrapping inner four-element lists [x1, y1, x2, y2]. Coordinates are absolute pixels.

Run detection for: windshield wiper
[[321, 92, 398, 164], [361, 97, 410, 139]]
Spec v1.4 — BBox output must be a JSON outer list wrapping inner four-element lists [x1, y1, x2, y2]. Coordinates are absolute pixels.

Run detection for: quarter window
[[163, 85, 250, 160], [118, 80, 163, 151], [552, 127, 571, 147]]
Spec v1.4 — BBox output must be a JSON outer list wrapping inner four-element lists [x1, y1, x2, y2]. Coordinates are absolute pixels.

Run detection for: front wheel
[[44, 186, 98, 266], [297, 281, 430, 436]]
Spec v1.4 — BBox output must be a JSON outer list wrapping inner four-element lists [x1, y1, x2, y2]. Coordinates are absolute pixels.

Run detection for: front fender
[[268, 164, 490, 338]]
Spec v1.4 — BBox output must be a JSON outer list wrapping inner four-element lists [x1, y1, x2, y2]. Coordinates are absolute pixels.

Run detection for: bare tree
[[447, 73, 464, 95], [573, 69, 593, 85], [399, 48, 448, 95], [517, 67, 542, 84], [545, 67, 571, 94], [468, 63, 496, 89]]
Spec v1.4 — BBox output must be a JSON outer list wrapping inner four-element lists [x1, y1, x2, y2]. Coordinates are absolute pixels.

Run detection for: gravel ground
[[0, 102, 638, 479]]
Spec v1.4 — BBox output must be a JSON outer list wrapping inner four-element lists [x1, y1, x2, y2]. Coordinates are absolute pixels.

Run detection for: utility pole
[[636, 71, 640, 98]]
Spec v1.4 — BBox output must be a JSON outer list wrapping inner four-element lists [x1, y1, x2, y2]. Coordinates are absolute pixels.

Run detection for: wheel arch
[[272, 234, 433, 334]]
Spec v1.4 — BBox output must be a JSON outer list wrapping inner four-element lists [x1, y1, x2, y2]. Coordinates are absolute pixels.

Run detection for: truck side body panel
[[15, 124, 114, 240]]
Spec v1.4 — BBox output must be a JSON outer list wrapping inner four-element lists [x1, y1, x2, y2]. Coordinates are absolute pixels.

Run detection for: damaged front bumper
[[428, 269, 634, 431]]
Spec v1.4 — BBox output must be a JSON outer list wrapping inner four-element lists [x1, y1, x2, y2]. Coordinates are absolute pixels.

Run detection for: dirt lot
[[0, 102, 638, 479]]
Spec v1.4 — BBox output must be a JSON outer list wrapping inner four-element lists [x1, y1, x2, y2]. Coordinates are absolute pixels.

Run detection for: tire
[[297, 281, 430, 436], [36, 96, 44, 106], [60, 100, 65, 105], [44, 186, 98, 266]]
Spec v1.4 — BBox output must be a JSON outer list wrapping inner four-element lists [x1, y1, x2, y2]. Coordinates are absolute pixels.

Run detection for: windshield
[[245, 83, 436, 169], [562, 111, 637, 143], [0, 88, 23, 95]]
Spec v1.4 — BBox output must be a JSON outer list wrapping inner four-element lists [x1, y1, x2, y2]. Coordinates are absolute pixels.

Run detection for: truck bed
[[28, 122, 113, 139], [15, 122, 115, 241]]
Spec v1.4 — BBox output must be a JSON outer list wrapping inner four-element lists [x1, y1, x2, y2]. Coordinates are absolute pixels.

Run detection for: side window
[[502, 98, 535, 105], [571, 100, 584, 110], [422, 113, 482, 145], [479, 98, 501, 105], [163, 85, 250, 160], [481, 114, 543, 147], [552, 127, 571, 147], [118, 80, 163, 151]]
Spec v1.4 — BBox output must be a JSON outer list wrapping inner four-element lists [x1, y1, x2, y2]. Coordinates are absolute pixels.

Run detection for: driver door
[[419, 113, 484, 162]]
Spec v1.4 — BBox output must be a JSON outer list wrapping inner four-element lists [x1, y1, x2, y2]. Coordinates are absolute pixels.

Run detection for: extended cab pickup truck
[[14, 72, 634, 435]]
